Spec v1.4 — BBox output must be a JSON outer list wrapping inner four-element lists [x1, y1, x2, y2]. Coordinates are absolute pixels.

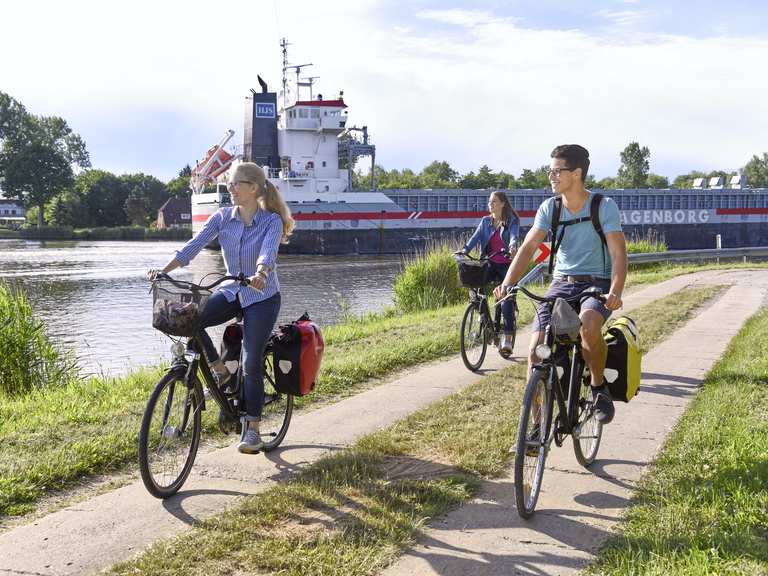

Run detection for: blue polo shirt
[[533, 192, 622, 277]]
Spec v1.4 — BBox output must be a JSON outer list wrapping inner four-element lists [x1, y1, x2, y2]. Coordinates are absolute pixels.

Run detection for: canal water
[[0, 240, 403, 377]]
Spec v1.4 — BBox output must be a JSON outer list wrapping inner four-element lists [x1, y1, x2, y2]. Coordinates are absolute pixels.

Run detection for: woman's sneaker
[[500, 334, 514, 354], [238, 418, 265, 454], [591, 385, 615, 424]]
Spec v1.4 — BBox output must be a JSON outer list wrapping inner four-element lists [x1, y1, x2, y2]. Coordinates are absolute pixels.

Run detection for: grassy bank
[[587, 308, 768, 575], [109, 284, 724, 575]]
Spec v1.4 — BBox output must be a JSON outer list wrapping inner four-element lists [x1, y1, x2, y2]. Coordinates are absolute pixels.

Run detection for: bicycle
[[502, 283, 605, 518], [455, 250, 518, 372], [139, 272, 293, 499]]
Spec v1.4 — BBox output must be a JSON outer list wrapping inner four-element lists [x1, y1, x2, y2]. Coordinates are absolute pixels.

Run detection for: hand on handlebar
[[604, 292, 622, 311], [146, 269, 162, 281], [246, 274, 264, 292]]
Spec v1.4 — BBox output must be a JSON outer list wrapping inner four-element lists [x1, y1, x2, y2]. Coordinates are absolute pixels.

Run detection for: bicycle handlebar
[[150, 271, 251, 291], [453, 248, 511, 262], [495, 284, 605, 307], [508, 284, 605, 304]]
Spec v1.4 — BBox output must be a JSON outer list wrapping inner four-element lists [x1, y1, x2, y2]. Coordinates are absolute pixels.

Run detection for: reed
[[627, 230, 668, 254], [0, 283, 75, 397], [393, 240, 466, 312]]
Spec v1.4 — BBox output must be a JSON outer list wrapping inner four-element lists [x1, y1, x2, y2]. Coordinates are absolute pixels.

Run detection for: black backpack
[[547, 193, 608, 276]]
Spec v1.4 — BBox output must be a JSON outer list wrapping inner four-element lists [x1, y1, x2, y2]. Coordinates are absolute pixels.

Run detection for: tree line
[[354, 142, 768, 191], [3, 90, 768, 228], [0, 91, 190, 228]]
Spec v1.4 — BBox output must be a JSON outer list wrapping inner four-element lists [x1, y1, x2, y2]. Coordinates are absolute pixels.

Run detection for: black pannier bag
[[219, 323, 243, 364], [457, 260, 489, 288]]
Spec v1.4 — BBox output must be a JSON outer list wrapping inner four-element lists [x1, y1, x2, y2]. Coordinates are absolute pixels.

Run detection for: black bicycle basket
[[151, 279, 211, 337], [457, 260, 489, 289]]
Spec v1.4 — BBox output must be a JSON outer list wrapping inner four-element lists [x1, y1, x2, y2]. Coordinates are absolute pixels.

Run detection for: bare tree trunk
[[37, 202, 45, 227]]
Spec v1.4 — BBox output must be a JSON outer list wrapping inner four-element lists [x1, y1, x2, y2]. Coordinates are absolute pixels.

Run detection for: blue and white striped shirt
[[175, 206, 282, 308]]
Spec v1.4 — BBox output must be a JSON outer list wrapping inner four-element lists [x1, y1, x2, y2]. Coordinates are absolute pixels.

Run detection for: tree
[[75, 170, 129, 227], [672, 170, 706, 189], [420, 161, 458, 188], [597, 177, 616, 189], [616, 141, 650, 188], [124, 195, 149, 226], [518, 166, 549, 188], [0, 92, 90, 226], [742, 153, 768, 187], [1, 141, 74, 227], [45, 190, 83, 227], [646, 173, 670, 188], [121, 173, 167, 225], [496, 170, 516, 190]]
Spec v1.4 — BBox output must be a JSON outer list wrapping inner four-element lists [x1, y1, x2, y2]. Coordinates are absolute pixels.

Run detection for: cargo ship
[[191, 41, 768, 254]]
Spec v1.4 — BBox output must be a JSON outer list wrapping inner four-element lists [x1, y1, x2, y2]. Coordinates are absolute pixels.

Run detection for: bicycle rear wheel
[[260, 354, 293, 451], [514, 367, 552, 518], [139, 370, 201, 498], [460, 302, 487, 371], [573, 379, 603, 467]]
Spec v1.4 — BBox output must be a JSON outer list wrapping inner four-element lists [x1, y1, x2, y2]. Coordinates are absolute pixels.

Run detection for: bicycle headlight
[[171, 341, 186, 358], [535, 343, 552, 360]]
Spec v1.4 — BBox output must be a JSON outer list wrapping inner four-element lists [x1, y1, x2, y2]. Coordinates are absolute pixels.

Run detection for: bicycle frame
[[536, 326, 587, 444]]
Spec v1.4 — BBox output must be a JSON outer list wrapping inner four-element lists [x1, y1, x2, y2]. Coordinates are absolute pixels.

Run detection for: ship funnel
[[258, 75, 268, 93]]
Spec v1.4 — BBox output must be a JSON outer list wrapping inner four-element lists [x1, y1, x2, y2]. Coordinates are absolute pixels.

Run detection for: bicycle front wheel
[[514, 367, 552, 519], [260, 354, 294, 451], [460, 302, 487, 372], [138, 370, 202, 498], [573, 379, 603, 467]]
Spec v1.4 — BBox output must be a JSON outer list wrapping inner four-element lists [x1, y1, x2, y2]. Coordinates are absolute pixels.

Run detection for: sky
[[2, 0, 767, 183]]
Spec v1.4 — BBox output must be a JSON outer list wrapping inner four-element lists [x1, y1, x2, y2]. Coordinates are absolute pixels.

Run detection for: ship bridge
[[282, 98, 348, 133]]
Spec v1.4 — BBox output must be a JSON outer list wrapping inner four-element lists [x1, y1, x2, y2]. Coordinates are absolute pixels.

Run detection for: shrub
[[19, 226, 75, 240], [393, 241, 466, 312], [0, 283, 75, 396], [145, 227, 192, 240]]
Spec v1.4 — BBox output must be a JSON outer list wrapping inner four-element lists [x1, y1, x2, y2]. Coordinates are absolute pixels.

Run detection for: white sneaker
[[238, 418, 265, 454], [501, 335, 514, 353]]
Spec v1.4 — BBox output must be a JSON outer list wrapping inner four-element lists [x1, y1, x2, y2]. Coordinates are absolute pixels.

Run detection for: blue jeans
[[195, 290, 281, 418], [486, 261, 516, 335]]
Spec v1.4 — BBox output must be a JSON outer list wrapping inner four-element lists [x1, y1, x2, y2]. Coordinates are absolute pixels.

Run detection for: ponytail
[[259, 180, 295, 243]]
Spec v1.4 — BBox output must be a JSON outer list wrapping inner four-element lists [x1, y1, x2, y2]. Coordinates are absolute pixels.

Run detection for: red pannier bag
[[271, 313, 324, 396]]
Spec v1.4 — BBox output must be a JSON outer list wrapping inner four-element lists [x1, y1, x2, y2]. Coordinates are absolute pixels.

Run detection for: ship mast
[[280, 37, 313, 108]]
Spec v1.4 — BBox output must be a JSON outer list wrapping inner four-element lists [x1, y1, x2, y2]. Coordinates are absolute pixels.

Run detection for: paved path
[[0, 270, 763, 576], [381, 269, 768, 576]]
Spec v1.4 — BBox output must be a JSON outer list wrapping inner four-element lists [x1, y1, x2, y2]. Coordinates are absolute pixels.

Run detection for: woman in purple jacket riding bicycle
[[457, 191, 520, 354]]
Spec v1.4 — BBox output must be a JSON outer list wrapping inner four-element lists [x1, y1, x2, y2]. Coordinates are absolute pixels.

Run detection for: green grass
[[393, 240, 466, 312], [587, 308, 768, 576], [628, 260, 768, 286], [0, 282, 75, 396], [108, 284, 723, 576]]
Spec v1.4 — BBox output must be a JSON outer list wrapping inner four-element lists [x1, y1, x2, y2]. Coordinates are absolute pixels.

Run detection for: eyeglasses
[[227, 180, 252, 189], [545, 167, 575, 178]]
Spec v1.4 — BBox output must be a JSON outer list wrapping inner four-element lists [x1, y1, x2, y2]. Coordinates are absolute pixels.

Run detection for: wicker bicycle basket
[[151, 279, 212, 337], [457, 260, 489, 289]]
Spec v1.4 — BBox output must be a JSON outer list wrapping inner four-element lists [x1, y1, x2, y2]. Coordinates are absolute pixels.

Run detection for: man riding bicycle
[[495, 144, 628, 424]]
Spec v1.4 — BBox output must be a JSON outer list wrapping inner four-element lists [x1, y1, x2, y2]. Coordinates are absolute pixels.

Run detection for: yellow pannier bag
[[603, 316, 641, 402]]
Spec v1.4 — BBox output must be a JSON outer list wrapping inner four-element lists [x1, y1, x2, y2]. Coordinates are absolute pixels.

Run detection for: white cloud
[[1, 1, 766, 180]]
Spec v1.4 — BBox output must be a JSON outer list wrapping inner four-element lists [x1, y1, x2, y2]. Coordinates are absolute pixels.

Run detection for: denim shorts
[[531, 277, 612, 332]]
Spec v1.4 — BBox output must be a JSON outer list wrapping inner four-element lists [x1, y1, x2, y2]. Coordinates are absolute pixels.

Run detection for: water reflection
[[0, 240, 403, 377]]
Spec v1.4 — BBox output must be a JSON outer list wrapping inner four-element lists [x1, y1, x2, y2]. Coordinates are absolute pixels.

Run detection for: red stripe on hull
[[193, 209, 537, 223], [716, 208, 768, 215]]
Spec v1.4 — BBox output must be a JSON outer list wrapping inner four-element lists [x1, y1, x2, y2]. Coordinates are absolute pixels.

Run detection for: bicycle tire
[[460, 302, 488, 372], [139, 370, 202, 498], [514, 367, 552, 519], [573, 379, 603, 467], [260, 353, 293, 451]]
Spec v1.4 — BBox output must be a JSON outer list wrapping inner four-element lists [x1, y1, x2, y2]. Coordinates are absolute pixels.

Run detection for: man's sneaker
[[238, 417, 265, 454], [591, 385, 615, 424]]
